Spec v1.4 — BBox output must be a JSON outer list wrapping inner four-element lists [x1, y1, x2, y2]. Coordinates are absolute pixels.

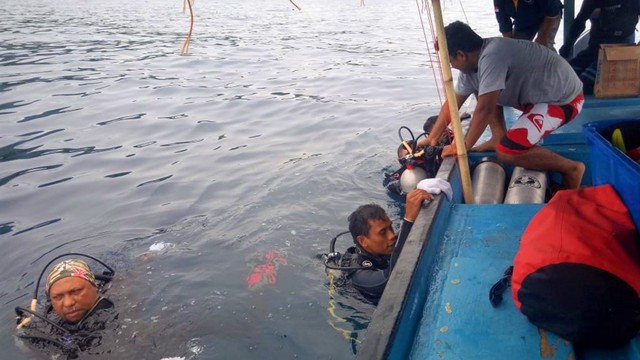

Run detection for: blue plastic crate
[[583, 120, 640, 231]]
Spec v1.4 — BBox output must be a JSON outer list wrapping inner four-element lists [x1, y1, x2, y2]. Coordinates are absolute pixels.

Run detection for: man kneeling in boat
[[419, 21, 585, 189], [16, 258, 116, 357], [341, 189, 433, 303]]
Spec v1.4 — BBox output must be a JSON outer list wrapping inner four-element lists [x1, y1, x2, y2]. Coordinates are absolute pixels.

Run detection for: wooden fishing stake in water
[[181, 0, 194, 55], [430, 0, 474, 204], [289, 0, 301, 11]]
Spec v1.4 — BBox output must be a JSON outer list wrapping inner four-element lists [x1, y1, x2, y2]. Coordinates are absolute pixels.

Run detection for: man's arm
[[559, 0, 594, 57], [462, 90, 501, 151], [470, 104, 507, 152], [494, 0, 514, 36], [419, 92, 470, 148], [439, 90, 501, 157], [534, 15, 560, 46], [390, 189, 433, 267]]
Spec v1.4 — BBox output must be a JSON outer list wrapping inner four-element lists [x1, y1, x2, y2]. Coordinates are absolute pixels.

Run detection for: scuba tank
[[387, 125, 444, 195], [400, 163, 427, 194], [472, 157, 506, 204], [503, 166, 547, 204]]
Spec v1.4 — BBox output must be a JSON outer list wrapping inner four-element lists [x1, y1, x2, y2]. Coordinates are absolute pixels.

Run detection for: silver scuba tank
[[503, 166, 547, 204], [472, 157, 506, 204], [400, 164, 427, 194]]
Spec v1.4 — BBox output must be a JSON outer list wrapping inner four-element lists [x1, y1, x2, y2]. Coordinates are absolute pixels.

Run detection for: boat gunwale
[[355, 155, 460, 360]]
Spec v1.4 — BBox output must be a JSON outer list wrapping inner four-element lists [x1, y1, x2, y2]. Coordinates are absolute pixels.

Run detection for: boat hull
[[356, 96, 640, 360]]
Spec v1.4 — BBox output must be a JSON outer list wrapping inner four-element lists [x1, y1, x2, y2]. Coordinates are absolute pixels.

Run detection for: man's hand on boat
[[404, 189, 434, 221], [431, 137, 500, 157]]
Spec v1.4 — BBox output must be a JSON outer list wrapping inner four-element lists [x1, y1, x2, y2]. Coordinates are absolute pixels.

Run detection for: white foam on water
[[148, 241, 174, 252]]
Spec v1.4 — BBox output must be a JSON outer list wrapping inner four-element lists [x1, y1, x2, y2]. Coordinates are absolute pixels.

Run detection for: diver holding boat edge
[[324, 189, 433, 303]]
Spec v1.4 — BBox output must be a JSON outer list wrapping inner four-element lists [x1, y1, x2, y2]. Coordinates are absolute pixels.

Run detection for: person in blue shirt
[[559, 0, 640, 94], [494, 0, 563, 51]]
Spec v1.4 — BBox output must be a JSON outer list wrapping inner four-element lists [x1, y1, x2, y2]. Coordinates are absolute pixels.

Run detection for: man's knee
[[497, 134, 531, 156]]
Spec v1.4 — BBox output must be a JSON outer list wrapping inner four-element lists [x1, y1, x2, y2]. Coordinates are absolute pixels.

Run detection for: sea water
[[0, 0, 566, 358]]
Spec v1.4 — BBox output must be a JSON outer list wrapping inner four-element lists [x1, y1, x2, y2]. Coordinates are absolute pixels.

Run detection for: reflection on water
[[0, 0, 498, 358]]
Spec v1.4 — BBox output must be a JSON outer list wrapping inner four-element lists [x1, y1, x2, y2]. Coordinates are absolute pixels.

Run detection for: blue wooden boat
[[355, 96, 640, 359]]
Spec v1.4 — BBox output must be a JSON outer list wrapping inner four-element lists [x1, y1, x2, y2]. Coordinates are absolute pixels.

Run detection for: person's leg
[[569, 48, 600, 94], [497, 146, 585, 189], [569, 48, 598, 72], [496, 94, 585, 189], [579, 62, 598, 95]]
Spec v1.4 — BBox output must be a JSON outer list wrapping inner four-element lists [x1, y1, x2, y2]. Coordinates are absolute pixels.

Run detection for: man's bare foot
[[470, 137, 499, 152], [561, 161, 585, 190]]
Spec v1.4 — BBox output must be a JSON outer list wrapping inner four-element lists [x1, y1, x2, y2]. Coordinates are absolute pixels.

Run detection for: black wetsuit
[[341, 220, 414, 303], [17, 297, 116, 358]]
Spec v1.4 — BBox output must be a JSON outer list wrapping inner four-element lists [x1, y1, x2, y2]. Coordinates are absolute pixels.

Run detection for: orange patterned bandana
[[45, 259, 97, 295]]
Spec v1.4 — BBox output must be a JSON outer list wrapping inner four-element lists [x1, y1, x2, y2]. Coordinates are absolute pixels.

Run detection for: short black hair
[[445, 21, 483, 55], [423, 115, 438, 134], [348, 204, 389, 244]]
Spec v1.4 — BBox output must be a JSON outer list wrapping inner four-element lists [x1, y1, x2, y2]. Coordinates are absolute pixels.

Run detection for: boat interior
[[357, 96, 640, 360]]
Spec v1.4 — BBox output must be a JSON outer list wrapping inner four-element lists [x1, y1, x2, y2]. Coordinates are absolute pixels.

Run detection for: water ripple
[[0, 0, 488, 358]]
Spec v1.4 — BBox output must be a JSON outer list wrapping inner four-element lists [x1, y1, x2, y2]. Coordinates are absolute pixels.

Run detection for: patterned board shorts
[[497, 93, 584, 155]]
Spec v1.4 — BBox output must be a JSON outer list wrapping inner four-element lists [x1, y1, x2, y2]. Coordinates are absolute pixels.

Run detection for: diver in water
[[15, 255, 116, 358], [386, 115, 458, 195], [326, 189, 433, 303]]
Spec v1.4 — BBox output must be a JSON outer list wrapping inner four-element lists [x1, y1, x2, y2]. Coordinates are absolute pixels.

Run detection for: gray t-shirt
[[456, 38, 583, 106]]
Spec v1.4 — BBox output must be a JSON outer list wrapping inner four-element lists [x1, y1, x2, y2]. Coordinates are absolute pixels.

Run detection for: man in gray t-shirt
[[419, 21, 585, 190]]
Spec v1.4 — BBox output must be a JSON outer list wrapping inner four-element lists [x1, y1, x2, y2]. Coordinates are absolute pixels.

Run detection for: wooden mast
[[431, 0, 474, 204]]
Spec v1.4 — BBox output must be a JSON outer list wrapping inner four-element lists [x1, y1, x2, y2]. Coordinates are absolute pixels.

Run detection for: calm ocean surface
[[0, 0, 555, 358]]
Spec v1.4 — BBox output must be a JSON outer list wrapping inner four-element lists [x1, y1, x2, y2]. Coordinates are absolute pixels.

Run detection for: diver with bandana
[[15, 255, 116, 358], [326, 189, 433, 303]]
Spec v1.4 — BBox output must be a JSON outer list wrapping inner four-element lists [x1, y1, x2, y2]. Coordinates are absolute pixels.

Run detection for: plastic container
[[583, 119, 640, 230]]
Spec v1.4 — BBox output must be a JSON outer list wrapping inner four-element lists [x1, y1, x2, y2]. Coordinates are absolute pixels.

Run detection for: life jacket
[[511, 185, 640, 347]]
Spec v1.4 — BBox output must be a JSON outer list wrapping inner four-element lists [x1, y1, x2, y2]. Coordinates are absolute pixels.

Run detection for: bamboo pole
[[430, 0, 474, 204]]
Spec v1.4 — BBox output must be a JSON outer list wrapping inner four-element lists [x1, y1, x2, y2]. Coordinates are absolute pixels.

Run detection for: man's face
[[357, 216, 396, 256], [49, 277, 99, 323], [449, 51, 474, 74]]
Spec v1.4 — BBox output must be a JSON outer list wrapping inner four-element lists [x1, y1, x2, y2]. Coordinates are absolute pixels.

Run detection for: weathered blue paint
[[408, 203, 573, 360], [357, 96, 640, 360]]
